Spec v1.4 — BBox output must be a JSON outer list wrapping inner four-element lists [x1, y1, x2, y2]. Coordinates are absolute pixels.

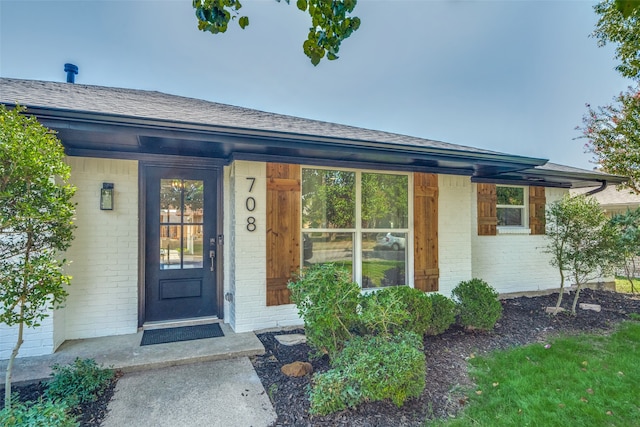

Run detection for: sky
[[0, 0, 631, 170]]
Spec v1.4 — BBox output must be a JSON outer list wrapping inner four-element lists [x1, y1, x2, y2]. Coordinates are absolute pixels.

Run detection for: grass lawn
[[616, 276, 640, 294], [362, 259, 403, 287], [430, 321, 640, 426]]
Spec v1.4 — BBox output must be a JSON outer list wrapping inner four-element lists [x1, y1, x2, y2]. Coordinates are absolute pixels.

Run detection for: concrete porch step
[[0, 323, 265, 385]]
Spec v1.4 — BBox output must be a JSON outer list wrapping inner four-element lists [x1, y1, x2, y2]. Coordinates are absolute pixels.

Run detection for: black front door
[[145, 166, 218, 322]]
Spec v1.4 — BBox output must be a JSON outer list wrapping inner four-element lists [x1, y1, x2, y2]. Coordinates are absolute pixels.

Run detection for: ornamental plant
[[451, 278, 502, 331], [385, 286, 433, 337], [545, 194, 620, 314], [424, 293, 456, 335], [0, 105, 76, 409], [45, 358, 115, 408], [357, 288, 410, 337], [0, 398, 77, 427], [358, 286, 433, 337], [610, 208, 640, 293], [309, 332, 426, 415], [288, 263, 360, 359]]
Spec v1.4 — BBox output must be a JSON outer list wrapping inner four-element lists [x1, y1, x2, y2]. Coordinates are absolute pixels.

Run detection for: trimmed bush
[[451, 278, 503, 331], [288, 263, 361, 359], [308, 369, 360, 415], [358, 288, 410, 337], [425, 293, 456, 335], [359, 286, 433, 337], [309, 332, 426, 415], [388, 286, 434, 336], [45, 358, 114, 408], [0, 398, 77, 427]]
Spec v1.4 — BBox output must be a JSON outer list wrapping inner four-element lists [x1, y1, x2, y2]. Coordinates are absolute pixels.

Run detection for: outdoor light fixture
[[100, 183, 114, 210]]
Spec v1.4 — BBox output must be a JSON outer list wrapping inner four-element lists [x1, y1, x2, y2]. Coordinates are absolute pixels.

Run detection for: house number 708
[[246, 177, 256, 232]]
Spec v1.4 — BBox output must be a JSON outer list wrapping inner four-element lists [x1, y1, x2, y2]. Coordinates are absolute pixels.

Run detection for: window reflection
[[160, 179, 204, 270], [361, 173, 408, 229], [160, 225, 182, 270], [362, 232, 407, 288], [302, 169, 355, 229], [302, 232, 353, 275]]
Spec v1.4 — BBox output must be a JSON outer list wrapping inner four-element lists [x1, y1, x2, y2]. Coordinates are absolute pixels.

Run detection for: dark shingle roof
[[0, 78, 511, 157], [0, 78, 628, 187]]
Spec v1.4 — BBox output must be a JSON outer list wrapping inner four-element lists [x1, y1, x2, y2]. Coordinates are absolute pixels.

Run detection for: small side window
[[496, 186, 526, 227]]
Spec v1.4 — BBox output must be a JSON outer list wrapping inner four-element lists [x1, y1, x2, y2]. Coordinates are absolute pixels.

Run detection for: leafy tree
[[610, 207, 640, 293], [580, 1, 640, 190], [614, 0, 640, 17], [192, 0, 361, 65], [361, 173, 408, 229], [302, 169, 355, 229], [0, 105, 76, 409], [544, 194, 619, 314], [579, 88, 640, 193], [594, 0, 640, 79], [160, 179, 204, 213]]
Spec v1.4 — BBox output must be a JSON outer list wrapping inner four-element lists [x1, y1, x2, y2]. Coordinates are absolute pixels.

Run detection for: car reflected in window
[[375, 232, 406, 251]]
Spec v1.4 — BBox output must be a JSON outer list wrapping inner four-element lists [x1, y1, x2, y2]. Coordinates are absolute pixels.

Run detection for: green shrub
[[338, 332, 426, 407], [45, 358, 115, 408], [308, 369, 360, 415], [391, 286, 434, 336], [288, 263, 361, 359], [358, 287, 433, 337], [451, 278, 503, 331], [358, 288, 410, 337], [309, 332, 426, 415], [0, 397, 77, 427], [425, 293, 456, 335]]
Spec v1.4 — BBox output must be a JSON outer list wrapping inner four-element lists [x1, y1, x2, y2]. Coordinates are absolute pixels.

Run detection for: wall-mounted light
[[100, 183, 114, 210]]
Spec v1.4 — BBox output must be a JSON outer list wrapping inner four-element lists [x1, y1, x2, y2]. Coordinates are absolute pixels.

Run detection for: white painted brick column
[[226, 161, 301, 333], [437, 175, 474, 295]]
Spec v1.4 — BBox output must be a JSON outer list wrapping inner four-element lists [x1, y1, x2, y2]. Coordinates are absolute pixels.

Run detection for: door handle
[[209, 250, 216, 272]]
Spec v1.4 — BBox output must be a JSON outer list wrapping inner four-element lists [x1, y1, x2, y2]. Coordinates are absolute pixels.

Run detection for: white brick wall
[[62, 157, 139, 339], [222, 167, 570, 332], [0, 312, 55, 359], [437, 175, 473, 295], [3, 156, 574, 359], [471, 185, 567, 294], [226, 161, 301, 332], [1, 156, 138, 359], [53, 305, 66, 351]]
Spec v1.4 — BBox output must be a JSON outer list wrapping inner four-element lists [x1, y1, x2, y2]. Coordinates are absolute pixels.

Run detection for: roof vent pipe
[[64, 63, 78, 83]]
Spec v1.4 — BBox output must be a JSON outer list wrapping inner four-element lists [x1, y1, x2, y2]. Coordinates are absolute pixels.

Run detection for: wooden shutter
[[529, 186, 546, 235], [414, 173, 439, 292], [266, 163, 301, 306], [477, 183, 497, 236]]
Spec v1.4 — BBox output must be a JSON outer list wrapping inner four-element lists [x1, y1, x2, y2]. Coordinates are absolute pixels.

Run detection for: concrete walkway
[[103, 357, 276, 427], [1, 323, 277, 427], [1, 323, 263, 384]]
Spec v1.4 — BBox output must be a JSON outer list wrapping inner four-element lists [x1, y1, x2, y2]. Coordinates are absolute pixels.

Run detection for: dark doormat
[[140, 323, 224, 346]]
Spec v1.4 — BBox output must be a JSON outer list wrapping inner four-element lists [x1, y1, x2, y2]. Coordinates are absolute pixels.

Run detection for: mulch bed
[[2, 289, 639, 426], [250, 289, 640, 427]]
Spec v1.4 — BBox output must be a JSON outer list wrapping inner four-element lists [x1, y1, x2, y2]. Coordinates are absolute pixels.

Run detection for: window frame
[[300, 166, 413, 289], [496, 184, 529, 230]]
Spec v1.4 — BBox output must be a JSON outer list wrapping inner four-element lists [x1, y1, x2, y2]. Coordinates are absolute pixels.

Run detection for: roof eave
[[12, 104, 549, 170]]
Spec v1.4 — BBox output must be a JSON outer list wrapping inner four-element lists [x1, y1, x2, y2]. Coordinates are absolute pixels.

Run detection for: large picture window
[[302, 168, 409, 288]]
